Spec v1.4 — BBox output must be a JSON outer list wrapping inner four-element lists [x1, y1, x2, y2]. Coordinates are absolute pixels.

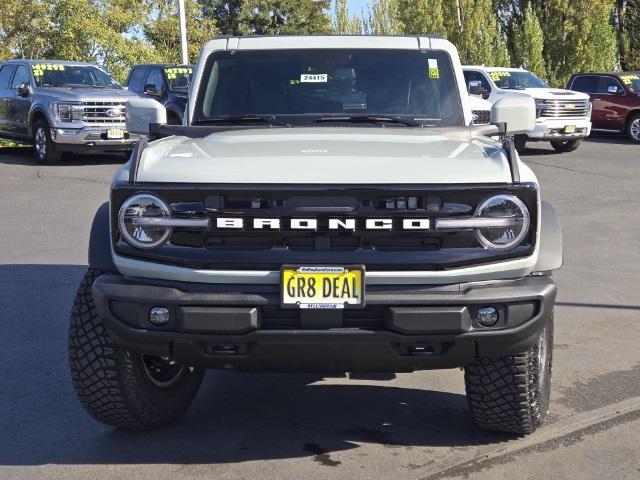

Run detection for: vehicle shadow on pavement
[[0, 146, 125, 166], [0, 264, 509, 467]]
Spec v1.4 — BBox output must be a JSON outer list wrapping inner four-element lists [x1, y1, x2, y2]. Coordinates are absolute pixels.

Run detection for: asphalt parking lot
[[1, 136, 639, 480]]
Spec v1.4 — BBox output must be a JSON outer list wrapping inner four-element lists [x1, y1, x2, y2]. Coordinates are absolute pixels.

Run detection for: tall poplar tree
[[396, 0, 445, 36], [237, 0, 332, 35], [363, 0, 400, 34], [333, 0, 363, 34], [511, 3, 546, 78]]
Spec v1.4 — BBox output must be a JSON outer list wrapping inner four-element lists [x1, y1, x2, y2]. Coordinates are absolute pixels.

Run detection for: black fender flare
[[534, 201, 563, 272], [88, 202, 116, 271]]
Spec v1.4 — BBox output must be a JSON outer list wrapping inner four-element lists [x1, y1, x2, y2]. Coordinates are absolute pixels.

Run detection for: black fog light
[[476, 307, 499, 327], [149, 307, 170, 325]]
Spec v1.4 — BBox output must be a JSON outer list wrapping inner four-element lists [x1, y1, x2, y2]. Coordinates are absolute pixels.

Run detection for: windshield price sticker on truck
[[428, 59, 440, 79], [301, 74, 328, 83], [489, 71, 511, 81], [620, 74, 639, 85], [32, 64, 65, 76], [165, 67, 193, 80]]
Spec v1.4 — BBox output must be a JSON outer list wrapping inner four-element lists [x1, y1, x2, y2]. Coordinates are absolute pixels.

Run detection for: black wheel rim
[[141, 355, 186, 388]]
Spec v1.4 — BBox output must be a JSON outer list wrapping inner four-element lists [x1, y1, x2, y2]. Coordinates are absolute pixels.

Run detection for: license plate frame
[[280, 265, 366, 309], [106, 128, 125, 139], [564, 125, 576, 134]]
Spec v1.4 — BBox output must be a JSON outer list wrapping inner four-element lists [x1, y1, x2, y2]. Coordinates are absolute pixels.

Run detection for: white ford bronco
[[69, 35, 562, 435]]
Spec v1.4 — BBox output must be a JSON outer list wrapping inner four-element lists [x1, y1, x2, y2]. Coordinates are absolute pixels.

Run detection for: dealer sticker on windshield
[[301, 74, 328, 83], [281, 266, 365, 309]]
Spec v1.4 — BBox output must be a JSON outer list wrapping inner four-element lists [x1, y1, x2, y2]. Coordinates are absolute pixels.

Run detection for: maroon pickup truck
[[567, 72, 640, 142]]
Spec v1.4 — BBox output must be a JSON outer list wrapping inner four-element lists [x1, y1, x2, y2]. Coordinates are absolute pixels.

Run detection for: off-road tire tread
[[68, 268, 201, 430], [464, 316, 553, 434]]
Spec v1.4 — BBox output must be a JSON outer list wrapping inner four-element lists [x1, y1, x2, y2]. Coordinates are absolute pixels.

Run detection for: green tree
[[443, 0, 510, 66], [363, 0, 400, 34], [511, 3, 546, 78], [144, 0, 218, 66], [617, 0, 640, 69], [396, 0, 445, 36], [237, 0, 332, 35], [200, 0, 244, 35], [333, 0, 363, 34]]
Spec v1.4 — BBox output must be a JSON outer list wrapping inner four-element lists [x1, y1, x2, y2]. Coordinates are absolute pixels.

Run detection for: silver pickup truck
[[0, 60, 139, 164]]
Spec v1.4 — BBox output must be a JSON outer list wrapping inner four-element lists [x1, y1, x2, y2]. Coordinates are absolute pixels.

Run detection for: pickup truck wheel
[[33, 119, 62, 165], [627, 114, 640, 143], [68, 268, 204, 430], [464, 313, 553, 434], [550, 139, 582, 152], [513, 134, 527, 153]]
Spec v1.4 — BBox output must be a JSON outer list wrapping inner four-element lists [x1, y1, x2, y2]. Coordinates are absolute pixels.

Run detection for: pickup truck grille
[[472, 110, 491, 125], [79, 101, 126, 124], [538, 99, 589, 118]]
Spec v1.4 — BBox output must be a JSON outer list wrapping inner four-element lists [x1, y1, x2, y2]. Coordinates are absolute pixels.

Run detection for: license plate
[[281, 266, 365, 309], [564, 125, 576, 133], [106, 128, 124, 139]]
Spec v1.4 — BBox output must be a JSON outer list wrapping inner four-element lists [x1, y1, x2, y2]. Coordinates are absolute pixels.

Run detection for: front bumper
[[527, 118, 591, 141], [50, 126, 138, 152], [93, 274, 556, 373]]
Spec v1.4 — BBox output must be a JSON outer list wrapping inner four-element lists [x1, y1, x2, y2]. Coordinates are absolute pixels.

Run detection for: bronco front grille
[[538, 99, 589, 118], [79, 101, 126, 124], [111, 184, 539, 272]]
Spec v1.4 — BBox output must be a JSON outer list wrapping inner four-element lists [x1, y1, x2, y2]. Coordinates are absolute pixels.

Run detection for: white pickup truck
[[464, 66, 592, 152]]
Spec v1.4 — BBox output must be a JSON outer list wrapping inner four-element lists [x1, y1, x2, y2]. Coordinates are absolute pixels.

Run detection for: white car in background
[[464, 66, 592, 153]]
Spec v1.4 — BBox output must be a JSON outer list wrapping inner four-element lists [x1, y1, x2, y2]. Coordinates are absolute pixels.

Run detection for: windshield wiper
[[194, 115, 290, 127], [316, 115, 423, 127]]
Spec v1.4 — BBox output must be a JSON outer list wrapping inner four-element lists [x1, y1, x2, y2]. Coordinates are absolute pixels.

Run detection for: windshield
[[31, 64, 122, 89], [194, 49, 464, 126], [489, 70, 548, 89], [620, 74, 640, 93], [164, 66, 193, 91]]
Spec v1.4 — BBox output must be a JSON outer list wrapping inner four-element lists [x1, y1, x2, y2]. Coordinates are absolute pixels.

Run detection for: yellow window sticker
[[32, 64, 65, 76], [428, 59, 440, 79], [489, 71, 511, 81], [620, 74, 639, 85]]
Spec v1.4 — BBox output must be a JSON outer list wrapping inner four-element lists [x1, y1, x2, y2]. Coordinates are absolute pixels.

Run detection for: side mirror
[[469, 81, 490, 100], [144, 84, 162, 97], [491, 95, 536, 134], [17, 83, 31, 97], [126, 97, 167, 136]]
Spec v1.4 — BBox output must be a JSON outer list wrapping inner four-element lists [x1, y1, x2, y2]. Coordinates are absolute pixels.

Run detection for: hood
[[35, 87, 138, 102], [520, 88, 590, 101], [136, 127, 513, 184]]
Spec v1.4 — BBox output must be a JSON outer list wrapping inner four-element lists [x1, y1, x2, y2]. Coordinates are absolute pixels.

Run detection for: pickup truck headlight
[[474, 194, 530, 250], [118, 194, 172, 249], [55, 103, 82, 122]]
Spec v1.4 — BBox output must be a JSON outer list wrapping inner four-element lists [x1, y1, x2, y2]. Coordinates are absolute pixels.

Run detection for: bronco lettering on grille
[[214, 218, 430, 231]]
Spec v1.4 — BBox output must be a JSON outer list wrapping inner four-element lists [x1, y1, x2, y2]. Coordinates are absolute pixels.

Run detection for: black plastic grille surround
[[111, 183, 538, 271]]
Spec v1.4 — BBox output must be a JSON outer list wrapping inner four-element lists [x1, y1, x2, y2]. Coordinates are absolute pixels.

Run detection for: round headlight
[[118, 194, 172, 249], [474, 194, 530, 250]]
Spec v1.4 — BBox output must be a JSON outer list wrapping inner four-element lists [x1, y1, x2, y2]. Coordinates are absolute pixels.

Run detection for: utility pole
[[177, 0, 189, 64]]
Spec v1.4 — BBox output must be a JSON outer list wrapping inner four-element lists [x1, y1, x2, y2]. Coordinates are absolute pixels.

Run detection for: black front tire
[[627, 113, 640, 143], [69, 268, 204, 430], [33, 118, 62, 165], [464, 314, 553, 434], [551, 138, 582, 152]]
